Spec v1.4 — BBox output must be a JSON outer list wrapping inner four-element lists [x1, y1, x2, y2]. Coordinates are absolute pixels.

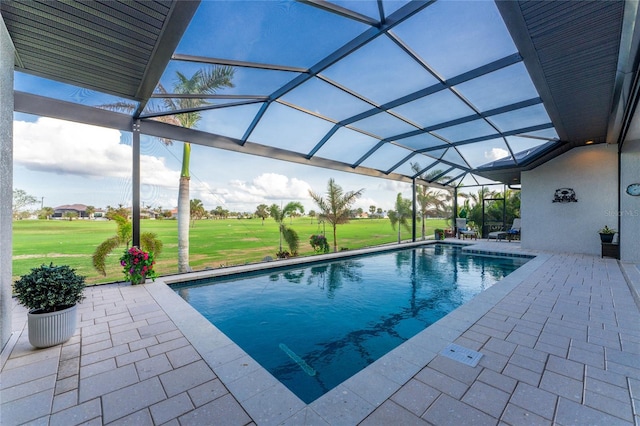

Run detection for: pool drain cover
[[440, 343, 483, 367]]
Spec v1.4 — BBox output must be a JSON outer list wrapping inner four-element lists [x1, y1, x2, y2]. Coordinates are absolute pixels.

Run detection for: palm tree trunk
[[397, 227, 401, 244], [421, 213, 426, 240], [177, 178, 190, 273], [333, 225, 338, 252], [178, 143, 191, 273]]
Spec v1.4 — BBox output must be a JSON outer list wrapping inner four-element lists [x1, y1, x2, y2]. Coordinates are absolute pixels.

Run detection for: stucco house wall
[[1, 18, 14, 350], [620, 139, 640, 263], [521, 144, 618, 256]]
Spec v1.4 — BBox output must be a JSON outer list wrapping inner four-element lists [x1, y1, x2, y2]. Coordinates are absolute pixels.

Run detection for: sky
[[13, 114, 416, 213], [11, 1, 538, 214]]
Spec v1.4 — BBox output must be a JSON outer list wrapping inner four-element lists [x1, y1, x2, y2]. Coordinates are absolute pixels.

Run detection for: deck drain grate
[[440, 343, 483, 367]]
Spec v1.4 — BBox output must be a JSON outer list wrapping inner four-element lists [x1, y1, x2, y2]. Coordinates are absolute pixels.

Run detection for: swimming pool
[[173, 244, 530, 403]]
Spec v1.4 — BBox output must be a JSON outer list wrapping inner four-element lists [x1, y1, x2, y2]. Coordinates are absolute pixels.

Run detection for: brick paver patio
[[2, 242, 639, 425]]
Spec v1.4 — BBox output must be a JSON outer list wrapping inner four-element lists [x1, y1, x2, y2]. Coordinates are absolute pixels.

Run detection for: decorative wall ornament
[[626, 183, 640, 196], [553, 188, 578, 203]]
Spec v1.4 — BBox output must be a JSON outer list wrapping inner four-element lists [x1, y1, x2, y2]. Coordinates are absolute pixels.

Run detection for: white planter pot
[[27, 305, 77, 348]]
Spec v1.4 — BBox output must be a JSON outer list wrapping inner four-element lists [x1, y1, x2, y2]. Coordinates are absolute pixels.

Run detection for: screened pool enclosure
[[4, 0, 635, 245]]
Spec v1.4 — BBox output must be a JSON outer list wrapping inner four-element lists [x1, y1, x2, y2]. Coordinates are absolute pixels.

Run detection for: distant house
[[53, 204, 89, 219]]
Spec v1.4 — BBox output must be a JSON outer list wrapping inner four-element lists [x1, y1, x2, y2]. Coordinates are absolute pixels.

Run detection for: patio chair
[[507, 218, 521, 241], [488, 218, 520, 242], [455, 218, 466, 239], [456, 218, 477, 240], [487, 226, 507, 241]]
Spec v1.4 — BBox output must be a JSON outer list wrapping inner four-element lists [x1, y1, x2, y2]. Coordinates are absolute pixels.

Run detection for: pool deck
[[2, 240, 640, 425]]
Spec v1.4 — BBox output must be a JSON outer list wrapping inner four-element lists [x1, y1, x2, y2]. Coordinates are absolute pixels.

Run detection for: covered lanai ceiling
[[3, 0, 640, 188]]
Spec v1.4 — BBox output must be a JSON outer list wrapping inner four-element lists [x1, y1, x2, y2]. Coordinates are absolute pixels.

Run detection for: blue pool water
[[173, 244, 530, 403]]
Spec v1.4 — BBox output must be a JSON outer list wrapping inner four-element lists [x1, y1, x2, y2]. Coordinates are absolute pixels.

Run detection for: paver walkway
[[362, 253, 640, 425], [2, 284, 254, 425], [2, 245, 639, 425]]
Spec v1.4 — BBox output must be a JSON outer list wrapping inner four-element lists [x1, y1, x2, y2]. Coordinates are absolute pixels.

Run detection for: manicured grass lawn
[[12, 217, 449, 284]]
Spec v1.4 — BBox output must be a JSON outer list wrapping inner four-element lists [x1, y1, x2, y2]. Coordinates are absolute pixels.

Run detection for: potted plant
[[13, 263, 85, 348], [434, 229, 445, 240], [598, 225, 616, 243], [120, 246, 157, 285]]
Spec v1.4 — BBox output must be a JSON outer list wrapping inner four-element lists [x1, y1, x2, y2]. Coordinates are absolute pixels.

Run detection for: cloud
[[175, 173, 314, 211], [230, 173, 312, 201], [13, 117, 400, 213], [14, 117, 179, 188], [377, 179, 412, 194], [485, 147, 509, 161]]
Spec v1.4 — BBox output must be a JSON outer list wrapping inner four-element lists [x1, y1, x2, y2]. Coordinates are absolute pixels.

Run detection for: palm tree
[[64, 211, 78, 221], [309, 178, 364, 252], [255, 204, 269, 225], [102, 66, 234, 273], [269, 202, 304, 257], [464, 187, 498, 227], [92, 211, 163, 277], [416, 188, 447, 240], [154, 206, 163, 219], [411, 163, 448, 240], [189, 199, 205, 226], [164, 68, 234, 272], [211, 206, 229, 219], [39, 206, 55, 220], [388, 193, 413, 243], [85, 205, 95, 219]]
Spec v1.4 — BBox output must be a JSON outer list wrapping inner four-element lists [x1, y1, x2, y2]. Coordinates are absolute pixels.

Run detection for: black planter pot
[[599, 233, 615, 243]]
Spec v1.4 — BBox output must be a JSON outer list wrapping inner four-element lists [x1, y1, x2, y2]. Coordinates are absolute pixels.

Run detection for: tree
[[85, 205, 95, 219], [255, 204, 269, 225], [103, 66, 234, 273], [12, 189, 37, 219], [211, 206, 229, 219], [153, 206, 164, 220], [369, 205, 376, 217], [388, 193, 413, 243], [190, 199, 206, 226], [92, 210, 163, 277], [38, 206, 55, 220], [411, 163, 448, 240], [309, 178, 364, 252], [63, 211, 78, 221], [269, 202, 304, 257], [465, 187, 520, 233], [463, 187, 499, 230], [106, 205, 129, 220]]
